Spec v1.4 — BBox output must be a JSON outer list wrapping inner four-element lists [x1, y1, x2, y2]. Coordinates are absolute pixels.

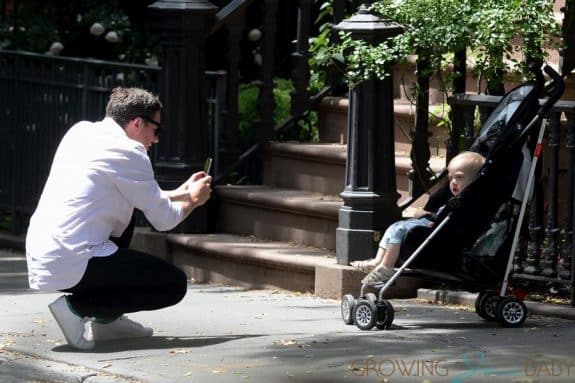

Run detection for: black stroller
[[341, 64, 566, 330]]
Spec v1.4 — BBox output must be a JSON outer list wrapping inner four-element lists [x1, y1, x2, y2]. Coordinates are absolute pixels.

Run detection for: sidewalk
[[418, 288, 575, 321], [0, 348, 143, 383], [3, 283, 575, 383], [2, 239, 575, 382]]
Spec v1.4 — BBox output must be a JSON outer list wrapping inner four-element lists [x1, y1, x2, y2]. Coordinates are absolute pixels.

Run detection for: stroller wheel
[[476, 291, 500, 321], [341, 294, 356, 325], [353, 299, 377, 331], [375, 299, 394, 330], [497, 297, 528, 327]]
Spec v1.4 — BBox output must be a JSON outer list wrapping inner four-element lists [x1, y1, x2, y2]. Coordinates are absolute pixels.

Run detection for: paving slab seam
[[3, 345, 172, 383]]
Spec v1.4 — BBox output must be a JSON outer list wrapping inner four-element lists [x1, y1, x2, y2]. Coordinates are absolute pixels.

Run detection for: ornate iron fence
[[449, 93, 575, 304], [0, 50, 227, 234]]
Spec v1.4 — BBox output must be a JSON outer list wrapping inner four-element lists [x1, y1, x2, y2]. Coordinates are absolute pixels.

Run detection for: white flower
[[253, 52, 262, 66], [248, 28, 262, 42], [105, 31, 119, 43], [76, 14, 83, 23], [90, 22, 105, 36], [49, 42, 64, 55], [145, 56, 159, 66]]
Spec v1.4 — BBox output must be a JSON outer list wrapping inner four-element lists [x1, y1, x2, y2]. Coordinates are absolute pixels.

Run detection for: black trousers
[[63, 215, 188, 319]]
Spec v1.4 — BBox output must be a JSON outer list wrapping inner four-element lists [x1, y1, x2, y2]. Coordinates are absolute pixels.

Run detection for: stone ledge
[[132, 230, 425, 300], [214, 185, 341, 219], [316, 262, 425, 300], [266, 142, 347, 165], [131, 227, 170, 262], [167, 233, 335, 294], [418, 288, 575, 321], [167, 233, 335, 272], [265, 141, 446, 174], [0, 231, 25, 251]]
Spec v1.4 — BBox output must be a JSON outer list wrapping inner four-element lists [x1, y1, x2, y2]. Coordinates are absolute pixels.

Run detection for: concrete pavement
[[2, 246, 575, 382], [2, 283, 575, 382]]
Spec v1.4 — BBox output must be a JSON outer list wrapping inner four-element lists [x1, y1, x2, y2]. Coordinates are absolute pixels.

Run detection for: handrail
[[274, 86, 332, 133], [214, 85, 332, 185], [398, 168, 447, 211], [450, 93, 575, 114], [209, 0, 348, 185], [0, 49, 160, 70], [209, 0, 256, 36]]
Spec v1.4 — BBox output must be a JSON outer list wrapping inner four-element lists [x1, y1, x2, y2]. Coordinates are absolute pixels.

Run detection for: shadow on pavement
[[51, 334, 261, 353], [389, 320, 500, 331]]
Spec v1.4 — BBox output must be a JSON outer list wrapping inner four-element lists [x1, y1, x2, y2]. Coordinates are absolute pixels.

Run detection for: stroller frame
[[341, 65, 566, 330]]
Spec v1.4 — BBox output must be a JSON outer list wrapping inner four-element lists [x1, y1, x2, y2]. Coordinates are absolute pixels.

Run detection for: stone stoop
[[262, 141, 446, 198], [130, 228, 422, 300], [318, 97, 450, 146], [161, 61, 461, 300], [212, 185, 340, 249], [170, 90, 451, 298], [0, 249, 29, 290]]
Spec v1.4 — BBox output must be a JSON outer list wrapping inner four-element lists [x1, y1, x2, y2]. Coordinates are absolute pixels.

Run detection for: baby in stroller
[[352, 151, 486, 285], [341, 64, 566, 330]]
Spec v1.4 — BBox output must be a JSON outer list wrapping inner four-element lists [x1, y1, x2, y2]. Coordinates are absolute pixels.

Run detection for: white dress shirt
[[26, 117, 185, 290]]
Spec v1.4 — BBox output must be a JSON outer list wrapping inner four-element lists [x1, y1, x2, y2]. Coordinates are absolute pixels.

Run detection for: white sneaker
[[48, 295, 94, 350], [91, 316, 153, 341], [361, 265, 395, 285]]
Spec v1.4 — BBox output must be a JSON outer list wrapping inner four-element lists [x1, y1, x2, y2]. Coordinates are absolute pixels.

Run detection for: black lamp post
[[148, 0, 218, 232], [334, 6, 404, 265]]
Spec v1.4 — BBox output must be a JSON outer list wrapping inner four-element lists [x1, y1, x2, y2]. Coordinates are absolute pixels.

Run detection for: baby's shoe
[[361, 265, 395, 285], [350, 259, 377, 273]]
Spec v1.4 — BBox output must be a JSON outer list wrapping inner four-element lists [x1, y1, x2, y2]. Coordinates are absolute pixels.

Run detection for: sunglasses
[[140, 116, 162, 137]]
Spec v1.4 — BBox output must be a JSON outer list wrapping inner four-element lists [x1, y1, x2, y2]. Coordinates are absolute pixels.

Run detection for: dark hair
[[105, 87, 162, 128]]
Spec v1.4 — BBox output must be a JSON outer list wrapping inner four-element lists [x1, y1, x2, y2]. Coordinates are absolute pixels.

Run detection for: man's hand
[[164, 172, 212, 216], [186, 174, 212, 207], [180, 171, 208, 191]]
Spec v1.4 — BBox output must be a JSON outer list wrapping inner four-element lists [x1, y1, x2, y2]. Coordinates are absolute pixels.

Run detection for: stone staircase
[[132, 0, 570, 298], [132, 70, 448, 299], [0, 1, 571, 300], [0, 248, 29, 290]]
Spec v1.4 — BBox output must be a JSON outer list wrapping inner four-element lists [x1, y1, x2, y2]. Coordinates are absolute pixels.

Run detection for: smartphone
[[203, 157, 213, 175]]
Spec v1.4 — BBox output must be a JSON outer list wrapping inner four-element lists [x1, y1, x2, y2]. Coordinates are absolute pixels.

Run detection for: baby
[[351, 151, 486, 285]]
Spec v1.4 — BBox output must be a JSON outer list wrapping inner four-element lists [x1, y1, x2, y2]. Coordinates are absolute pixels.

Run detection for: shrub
[[331, 0, 559, 91]]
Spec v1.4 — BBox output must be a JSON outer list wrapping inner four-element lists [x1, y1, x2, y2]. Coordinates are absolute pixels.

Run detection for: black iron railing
[[449, 93, 575, 304], [206, 0, 352, 185], [0, 50, 227, 234], [0, 51, 160, 232]]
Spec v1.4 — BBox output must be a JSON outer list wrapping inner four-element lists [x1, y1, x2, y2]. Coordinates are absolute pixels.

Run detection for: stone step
[[263, 142, 345, 196], [0, 274, 30, 290], [263, 141, 446, 196], [213, 183, 435, 249], [0, 255, 28, 274], [213, 185, 340, 249], [318, 97, 450, 146], [129, 229, 423, 299]]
